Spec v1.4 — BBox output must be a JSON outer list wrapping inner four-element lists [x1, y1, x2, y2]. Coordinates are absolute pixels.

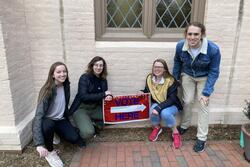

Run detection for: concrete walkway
[[70, 140, 250, 167]]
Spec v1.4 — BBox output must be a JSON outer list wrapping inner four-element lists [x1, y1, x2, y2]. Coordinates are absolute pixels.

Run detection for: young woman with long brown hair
[[32, 62, 85, 167]]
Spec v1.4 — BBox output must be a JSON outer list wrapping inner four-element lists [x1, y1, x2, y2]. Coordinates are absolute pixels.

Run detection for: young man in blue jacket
[[173, 22, 221, 152]]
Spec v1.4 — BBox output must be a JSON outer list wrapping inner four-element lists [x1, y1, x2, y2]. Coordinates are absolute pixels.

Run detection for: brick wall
[[0, 0, 250, 150]]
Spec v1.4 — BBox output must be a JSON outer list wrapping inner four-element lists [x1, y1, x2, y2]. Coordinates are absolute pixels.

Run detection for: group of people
[[32, 22, 221, 167]]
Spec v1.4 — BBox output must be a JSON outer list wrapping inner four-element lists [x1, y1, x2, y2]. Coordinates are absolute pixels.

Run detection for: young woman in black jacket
[[140, 59, 183, 149], [32, 62, 85, 167], [70, 56, 112, 140]]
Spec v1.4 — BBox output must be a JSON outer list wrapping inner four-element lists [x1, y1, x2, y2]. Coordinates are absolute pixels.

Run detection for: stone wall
[[0, 0, 35, 150]]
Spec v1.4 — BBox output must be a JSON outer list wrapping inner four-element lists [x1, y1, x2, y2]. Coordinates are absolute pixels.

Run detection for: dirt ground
[[0, 125, 241, 167]]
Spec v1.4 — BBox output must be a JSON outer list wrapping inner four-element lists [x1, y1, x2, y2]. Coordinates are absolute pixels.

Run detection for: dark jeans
[[42, 118, 85, 151]]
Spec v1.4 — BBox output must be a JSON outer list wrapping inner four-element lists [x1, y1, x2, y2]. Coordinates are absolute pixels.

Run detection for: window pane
[[156, 0, 192, 28], [106, 0, 143, 28]]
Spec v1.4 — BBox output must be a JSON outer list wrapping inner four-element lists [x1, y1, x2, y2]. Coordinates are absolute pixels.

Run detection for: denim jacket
[[173, 39, 221, 97]]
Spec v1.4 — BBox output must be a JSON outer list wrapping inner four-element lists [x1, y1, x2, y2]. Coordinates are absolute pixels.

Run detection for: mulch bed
[[0, 125, 242, 167]]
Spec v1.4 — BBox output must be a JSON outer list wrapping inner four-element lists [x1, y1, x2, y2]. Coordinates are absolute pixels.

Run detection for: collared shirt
[[152, 76, 165, 84], [173, 38, 221, 96], [182, 38, 208, 59]]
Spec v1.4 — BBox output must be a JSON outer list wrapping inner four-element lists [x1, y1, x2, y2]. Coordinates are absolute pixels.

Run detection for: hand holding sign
[[152, 109, 159, 115], [137, 90, 144, 95], [105, 90, 113, 101]]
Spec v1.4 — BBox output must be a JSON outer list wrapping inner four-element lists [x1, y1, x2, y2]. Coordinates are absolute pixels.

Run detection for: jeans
[[180, 73, 209, 141], [42, 118, 85, 151], [150, 103, 179, 128]]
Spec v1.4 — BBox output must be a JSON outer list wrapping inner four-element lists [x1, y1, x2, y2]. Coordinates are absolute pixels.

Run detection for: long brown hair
[[37, 62, 69, 104], [86, 56, 107, 79], [152, 58, 174, 79]]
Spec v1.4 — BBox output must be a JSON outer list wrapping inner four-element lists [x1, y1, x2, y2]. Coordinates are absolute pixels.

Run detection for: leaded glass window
[[107, 0, 143, 28], [95, 0, 206, 41], [156, 0, 192, 28]]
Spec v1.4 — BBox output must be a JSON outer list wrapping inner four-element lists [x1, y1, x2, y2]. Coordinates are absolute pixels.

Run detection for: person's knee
[[183, 97, 193, 105], [182, 92, 194, 104], [79, 128, 95, 140], [67, 132, 80, 144], [162, 113, 172, 122]]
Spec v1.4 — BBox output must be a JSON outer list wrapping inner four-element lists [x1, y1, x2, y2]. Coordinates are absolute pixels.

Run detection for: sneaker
[[45, 150, 64, 167], [193, 139, 206, 153], [53, 134, 60, 145], [172, 132, 182, 149], [149, 127, 162, 142], [177, 126, 188, 135]]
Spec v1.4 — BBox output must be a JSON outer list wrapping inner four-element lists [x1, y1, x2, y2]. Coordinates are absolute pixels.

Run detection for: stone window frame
[[94, 0, 206, 42]]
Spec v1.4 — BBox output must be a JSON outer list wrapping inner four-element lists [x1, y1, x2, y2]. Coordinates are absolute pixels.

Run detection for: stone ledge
[[0, 112, 34, 151], [105, 121, 152, 129]]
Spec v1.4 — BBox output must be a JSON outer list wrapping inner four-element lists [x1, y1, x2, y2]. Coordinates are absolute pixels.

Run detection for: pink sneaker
[[172, 132, 182, 149], [149, 127, 162, 142]]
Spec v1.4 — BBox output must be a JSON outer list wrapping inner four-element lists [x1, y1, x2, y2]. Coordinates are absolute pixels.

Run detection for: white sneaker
[[53, 134, 60, 145], [45, 150, 64, 167]]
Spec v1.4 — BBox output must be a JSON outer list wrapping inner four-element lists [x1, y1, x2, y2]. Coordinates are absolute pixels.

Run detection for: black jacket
[[142, 75, 183, 113], [69, 73, 108, 114], [32, 81, 71, 146]]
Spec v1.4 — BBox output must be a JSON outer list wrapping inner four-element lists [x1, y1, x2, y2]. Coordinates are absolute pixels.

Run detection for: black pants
[[42, 118, 85, 151]]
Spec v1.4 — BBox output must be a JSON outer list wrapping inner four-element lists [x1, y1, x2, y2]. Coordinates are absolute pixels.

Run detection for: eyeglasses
[[153, 66, 164, 69], [94, 64, 104, 68], [187, 32, 200, 36]]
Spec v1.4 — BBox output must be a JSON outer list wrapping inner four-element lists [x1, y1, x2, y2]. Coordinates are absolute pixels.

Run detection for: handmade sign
[[103, 93, 150, 124]]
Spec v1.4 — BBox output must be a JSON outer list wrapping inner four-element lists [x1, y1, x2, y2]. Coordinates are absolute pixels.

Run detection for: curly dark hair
[[86, 56, 107, 79]]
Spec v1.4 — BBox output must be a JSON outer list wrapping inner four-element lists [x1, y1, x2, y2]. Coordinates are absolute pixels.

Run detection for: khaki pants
[[180, 73, 209, 141], [73, 103, 103, 139]]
